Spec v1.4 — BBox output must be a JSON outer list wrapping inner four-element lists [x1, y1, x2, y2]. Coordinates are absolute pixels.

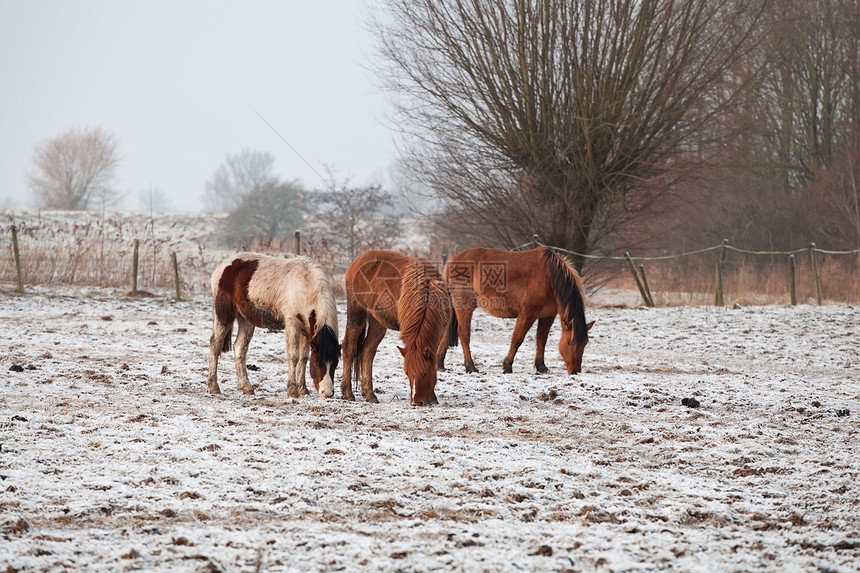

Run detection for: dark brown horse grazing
[[442, 246, 593, 375], [341, 250, 452, 406]]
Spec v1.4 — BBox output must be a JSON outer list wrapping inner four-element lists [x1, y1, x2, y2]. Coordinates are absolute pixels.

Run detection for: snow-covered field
[[1, 287, 858, 572]]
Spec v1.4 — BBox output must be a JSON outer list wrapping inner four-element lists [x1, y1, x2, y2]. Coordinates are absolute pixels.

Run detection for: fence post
[[809, 243, 822, 305], [788, 254, 797, 306], [714, 239, 727, 306], [294, 230, 301, 256], [532, 234, 540, 248], [172, 251, 181, 301], [638, 264, 655, 307], [715, 262, 724, 307], [132, 238, 140, 296], [11, 224, 24, 293], [625, 252, 652, 307], [441, 245, 449, 269]]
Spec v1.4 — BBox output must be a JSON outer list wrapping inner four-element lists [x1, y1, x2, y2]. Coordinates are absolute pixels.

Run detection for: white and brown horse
[[207, 253, 339, 398]]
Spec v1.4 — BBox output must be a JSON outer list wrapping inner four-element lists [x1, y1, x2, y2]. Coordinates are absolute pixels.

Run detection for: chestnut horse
[[341, 250, 452, 406], [207, 253, 339, 398], [442, 246, 593, 375]]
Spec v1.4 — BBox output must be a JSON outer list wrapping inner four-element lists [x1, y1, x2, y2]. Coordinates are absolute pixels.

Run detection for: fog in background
[[0, 0, 394, 212]]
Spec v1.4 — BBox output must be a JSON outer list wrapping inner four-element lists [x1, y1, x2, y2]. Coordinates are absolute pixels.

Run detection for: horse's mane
[[398, 260, 448, 372], [541, 247, 588, 344], [297, 256, 339, 337]]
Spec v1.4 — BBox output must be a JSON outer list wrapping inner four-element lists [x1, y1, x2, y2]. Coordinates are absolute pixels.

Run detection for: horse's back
[[445, 247, 554, 316], [212, 252, 336, 333]]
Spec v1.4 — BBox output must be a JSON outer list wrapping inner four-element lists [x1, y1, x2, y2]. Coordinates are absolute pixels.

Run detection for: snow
[[1, 287, 858, 572]]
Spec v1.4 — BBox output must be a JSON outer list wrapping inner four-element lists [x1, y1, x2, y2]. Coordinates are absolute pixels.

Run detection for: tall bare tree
[[373, 0, 768, 269], [203, 149, 277, 212], [27, 126, 121, 210]]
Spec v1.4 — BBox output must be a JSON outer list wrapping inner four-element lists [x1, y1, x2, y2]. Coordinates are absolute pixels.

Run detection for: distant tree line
[[26, 0, 860, 273]]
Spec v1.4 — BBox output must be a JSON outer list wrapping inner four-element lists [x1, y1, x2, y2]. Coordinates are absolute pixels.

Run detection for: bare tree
[[27, 126, 121, 210], [137, 187, 173, 212], [203, 149, 277, 212], [315, 179, 402, 260], [373, 0, 768, 270], [221, 180, 307, 245]]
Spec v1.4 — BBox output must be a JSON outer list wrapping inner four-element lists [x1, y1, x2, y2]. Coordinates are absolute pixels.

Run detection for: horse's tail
[[446, 291, 459, 347], [214, 292, 236, 353], [352, 321, 368, 383], [221, 323, 233, 353]]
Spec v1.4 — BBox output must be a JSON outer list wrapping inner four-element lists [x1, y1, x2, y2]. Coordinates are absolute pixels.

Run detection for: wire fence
[[3, 210, 859, 306], [534, 238, 860, 307]]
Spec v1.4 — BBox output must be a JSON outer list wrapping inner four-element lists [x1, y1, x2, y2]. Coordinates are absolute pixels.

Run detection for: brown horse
[[441, 246, 593, 375], [341, 250, 452, 406]]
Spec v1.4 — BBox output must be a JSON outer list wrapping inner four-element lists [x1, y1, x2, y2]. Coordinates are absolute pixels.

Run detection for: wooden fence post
[[441, 245, 449, 269], [294, 230, 301, 256], [132, 238, 140, 296], [625, 252, 653, 307], [638, 264, 655, 307], [714, 239, 727, 306], [788, 254, 797, 306], [172, 251, 181, 301], [809, 243, 822, 305], [11, 224, 24, 293]]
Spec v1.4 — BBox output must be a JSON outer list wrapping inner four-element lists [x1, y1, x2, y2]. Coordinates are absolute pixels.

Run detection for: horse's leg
[[456, 301, 479, 373], [502, 313, 538, 374], [207, 316, 229, 394], [296, 327, 310, 397], [534, 315, 555, 374], [359, 316, 387, 404], [285, 327, 301, 398], [233, 316, 256, 394], [340, 304, 367, 401]]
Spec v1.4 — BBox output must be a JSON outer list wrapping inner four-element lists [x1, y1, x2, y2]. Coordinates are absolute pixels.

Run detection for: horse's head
[[398, 345, 438, 406], [304, 311, 339, 398], [559, 319, 594, 375]]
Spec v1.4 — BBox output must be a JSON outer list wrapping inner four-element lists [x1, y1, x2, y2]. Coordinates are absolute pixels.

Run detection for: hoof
[[208, 385, 222, 395], [364, 392, 379, 404], [502, 360, 513, 374], [297, 386, 310, 398], [535, 362, 549, 374], [239, 385, 255, 395], [464, 361, 479, 374], [341, 392, 356, 401]]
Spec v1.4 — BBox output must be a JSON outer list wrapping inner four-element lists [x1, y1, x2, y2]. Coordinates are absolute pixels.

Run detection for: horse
[[441, 246, 593, 375], [341, 250, 453, 406], [207, 252, 340, 398]]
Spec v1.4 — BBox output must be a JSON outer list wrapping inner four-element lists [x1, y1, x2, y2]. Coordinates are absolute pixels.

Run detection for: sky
[[0, 0, 396, 212]]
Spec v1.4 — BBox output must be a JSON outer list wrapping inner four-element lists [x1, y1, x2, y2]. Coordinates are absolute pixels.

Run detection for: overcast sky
[[0, 0, 395, 212]]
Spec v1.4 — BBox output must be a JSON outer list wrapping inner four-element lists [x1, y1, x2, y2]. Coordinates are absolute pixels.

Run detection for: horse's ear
[[397, 346, 407, 357], [587, 320, 595, 331], [423, 346, 435, 360], [296, 313, 311, 338], [308, 309, 317, 336]]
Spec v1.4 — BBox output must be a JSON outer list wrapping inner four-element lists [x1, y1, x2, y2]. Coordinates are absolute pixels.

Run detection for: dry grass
[[599, 251, 860, 306]]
